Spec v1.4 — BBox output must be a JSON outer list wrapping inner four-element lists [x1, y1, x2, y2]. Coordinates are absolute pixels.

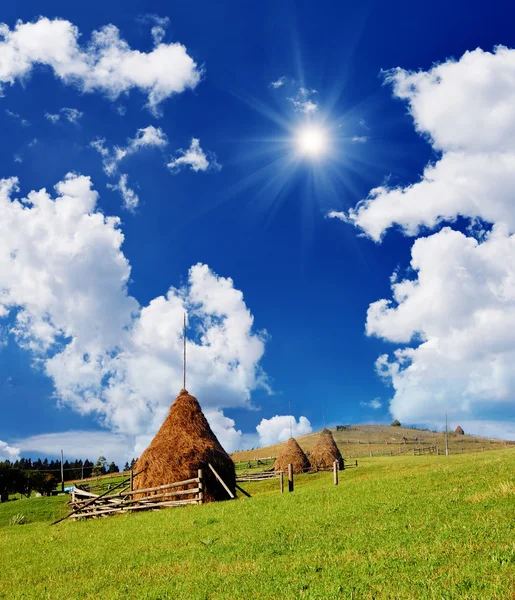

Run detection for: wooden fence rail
[[64, 471, 203, 522]]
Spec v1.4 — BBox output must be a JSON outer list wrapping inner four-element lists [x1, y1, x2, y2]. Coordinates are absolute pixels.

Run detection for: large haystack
[[455, 425, 465, 435], [309, 429, 343, 469], [274, 437, 310, 474], [134, 389, 235, 502]]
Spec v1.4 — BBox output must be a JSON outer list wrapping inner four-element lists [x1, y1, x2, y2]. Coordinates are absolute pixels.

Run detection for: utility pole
[[60, 449, 64, 492], [445, 412, 449, 456]]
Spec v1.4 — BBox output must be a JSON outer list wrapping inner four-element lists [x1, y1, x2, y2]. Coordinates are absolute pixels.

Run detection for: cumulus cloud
[[0, 173, 268, 459], [45, 107, 83, 124], [0, 439, 20, 461], [338, 45, 515, 432], [0, 17, 202, 115], [167, 138, 220, 173], [341, 46, 515, 241], [256, 415, 312, 446]]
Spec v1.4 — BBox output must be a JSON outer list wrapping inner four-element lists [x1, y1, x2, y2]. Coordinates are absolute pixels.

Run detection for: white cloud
[[13, 154, 22, 163], [5, 109, 29, 126], [167, 138, 220, 173], [341, 47, 515, 241], [370, 225, 515, 424], [360, 398, 382, 409], [17, 431, 132, 464], [0, 173, 268, 460], [92, 125, 168, 176], [45, 112, 60, 124], [204, 409, 242, 453], [0, 17, 202, 115], [270, 76, 286, 89], [352, 136, 368, 143], [107, 174, 139, 211], [338, 46, 515, 431], [256, 415, 312, 446], [0, 439, 20, 461], [45, 107, 83, 124], [287, 86, 318, 114]]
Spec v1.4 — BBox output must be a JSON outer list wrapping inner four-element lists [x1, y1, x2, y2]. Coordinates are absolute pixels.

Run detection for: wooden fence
[[413, 445, 437, 456], [54, 470, 204, 523]]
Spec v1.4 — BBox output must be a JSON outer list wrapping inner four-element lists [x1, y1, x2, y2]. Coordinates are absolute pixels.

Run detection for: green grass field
[[2, 450, 515, 599]]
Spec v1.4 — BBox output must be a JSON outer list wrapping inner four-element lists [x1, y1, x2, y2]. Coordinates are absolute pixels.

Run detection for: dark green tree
[[93, 456, 107, 476]]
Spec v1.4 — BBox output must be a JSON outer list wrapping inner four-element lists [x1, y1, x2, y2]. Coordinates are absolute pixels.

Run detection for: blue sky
[[1, 0, 515, 463]]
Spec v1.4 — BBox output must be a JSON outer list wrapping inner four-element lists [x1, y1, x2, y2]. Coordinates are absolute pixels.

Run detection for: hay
[[455, 426, 465, 435], [309, 429, 343, 469], [274, 437, 310, 474], [134, 389, 235, 502]]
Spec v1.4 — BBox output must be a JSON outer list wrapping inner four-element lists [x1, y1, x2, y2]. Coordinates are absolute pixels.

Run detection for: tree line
[[0, 456, 138, 501]]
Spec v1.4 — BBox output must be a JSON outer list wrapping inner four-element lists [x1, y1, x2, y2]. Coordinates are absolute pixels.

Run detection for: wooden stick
[[208, 463, 235, 499], [280, 471, 284, 494], [234, 483, 251, 498], [288, 464, 294, 493], [333, 461, 339, 486]]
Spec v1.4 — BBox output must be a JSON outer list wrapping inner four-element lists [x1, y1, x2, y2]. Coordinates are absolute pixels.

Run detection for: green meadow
[[1, 450, 515, 599]]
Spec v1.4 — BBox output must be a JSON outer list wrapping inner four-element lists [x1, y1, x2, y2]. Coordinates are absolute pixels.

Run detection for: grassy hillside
[[2, 449, 515, 599], [231, 424, 513, 462]]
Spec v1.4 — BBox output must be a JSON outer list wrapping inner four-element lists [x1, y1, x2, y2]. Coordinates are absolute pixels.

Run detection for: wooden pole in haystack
[[288, 464, 294, 492], [183, 312, 187, 391]]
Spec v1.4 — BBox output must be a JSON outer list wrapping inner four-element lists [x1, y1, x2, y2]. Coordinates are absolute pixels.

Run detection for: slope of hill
[[2, 450, 515, 598], [231, 424, 514, 462]]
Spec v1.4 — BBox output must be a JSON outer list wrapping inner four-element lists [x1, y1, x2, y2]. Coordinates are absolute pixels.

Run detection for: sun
[[296, 125, 328, 158]]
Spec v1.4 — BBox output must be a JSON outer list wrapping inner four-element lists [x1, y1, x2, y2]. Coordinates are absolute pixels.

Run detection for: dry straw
[[274, 437, 310, 474], [134, 389, 236, 502], [309, 428, 343, 469], [455, 425, 465, 435]]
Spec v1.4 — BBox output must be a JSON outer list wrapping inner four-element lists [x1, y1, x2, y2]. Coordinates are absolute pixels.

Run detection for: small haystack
[[134, 389, 235, 502], [274, 437, 310, 474], [455, 426, 465, 435], [309, 429, 343, 469]]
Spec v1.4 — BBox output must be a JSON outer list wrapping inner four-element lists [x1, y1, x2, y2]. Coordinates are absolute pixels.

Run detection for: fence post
[[198, 469, 204, 504], [280, 471, 284, 494], [333, 461, 338, 486], [130, 469, 134, 492], [355, 460, 358, 467], [369, 450, 372, 458], [288, 464, 294, 492]]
